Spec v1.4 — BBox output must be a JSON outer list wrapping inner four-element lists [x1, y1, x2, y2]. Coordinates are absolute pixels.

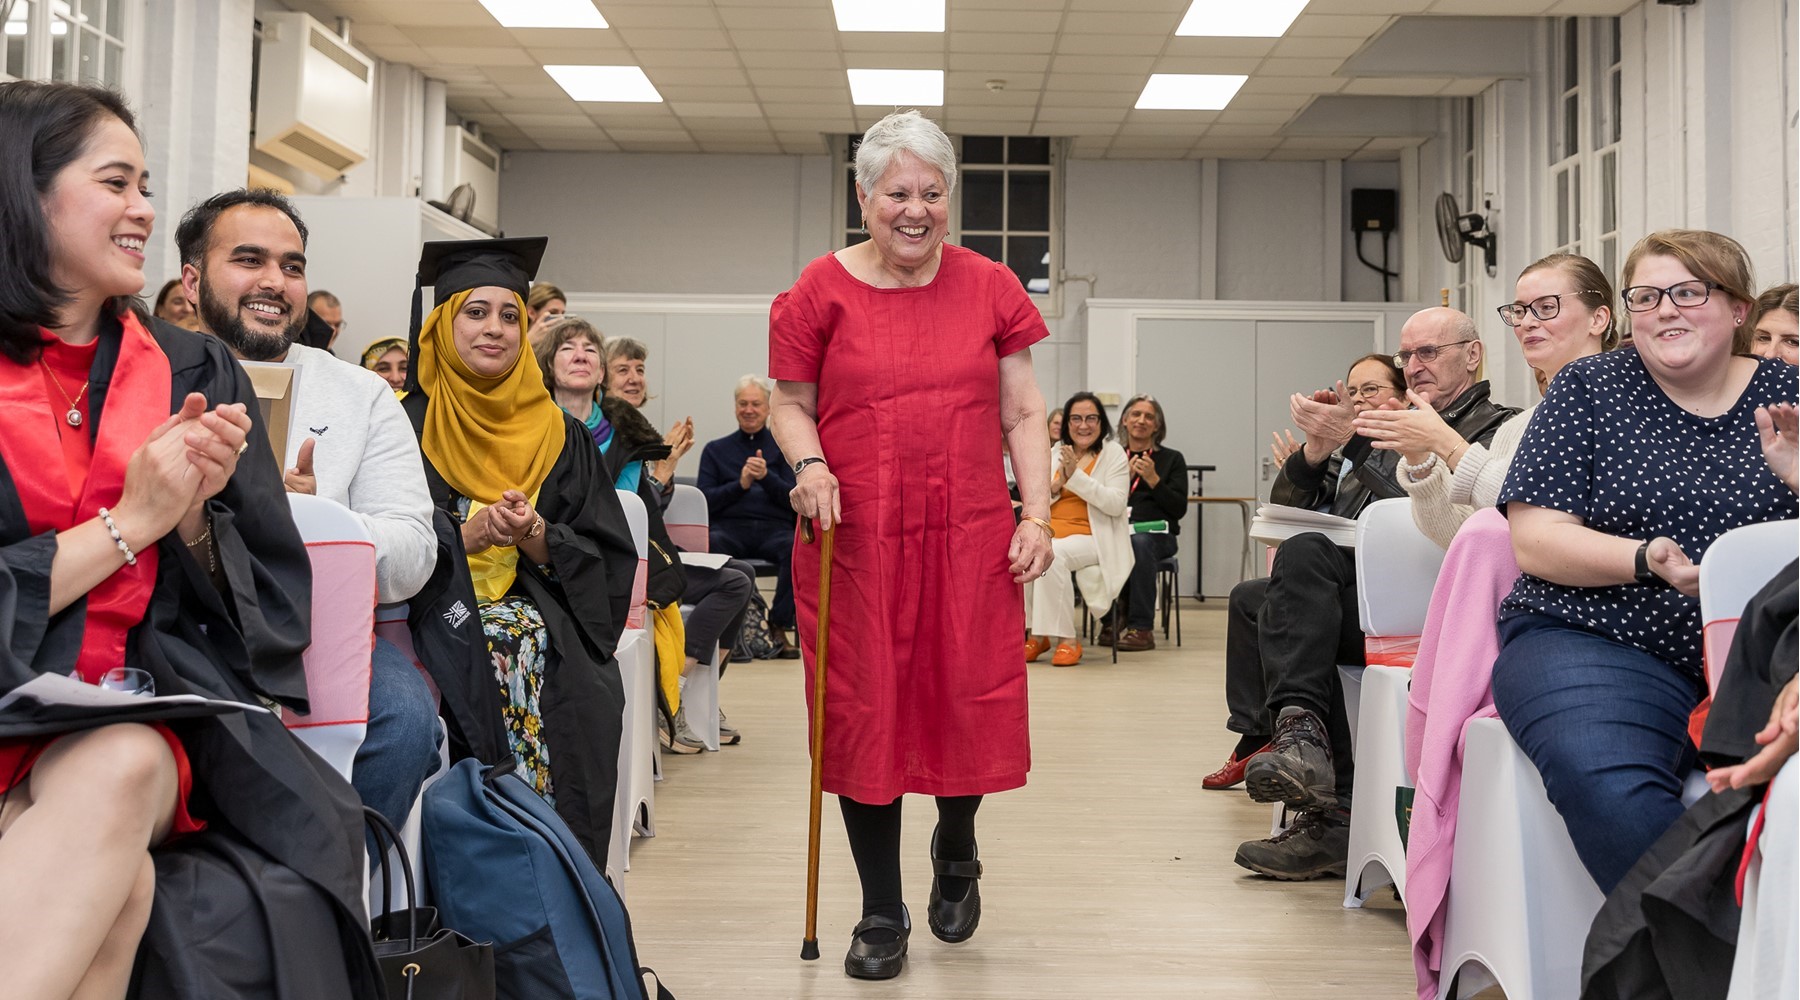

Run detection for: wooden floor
[[624, 601, 1416, 999]]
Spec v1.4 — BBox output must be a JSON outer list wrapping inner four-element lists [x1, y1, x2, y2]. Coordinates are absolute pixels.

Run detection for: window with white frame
[[3, 0, 128, 86], [834, 133, 1063, 311], [1545, 16, 1622, 282]]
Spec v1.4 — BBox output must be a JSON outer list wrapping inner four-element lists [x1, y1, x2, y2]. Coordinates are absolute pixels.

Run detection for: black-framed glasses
[[1393, 339, 1475, 367], [1067, 413, 1102, 425], [1621, 280, 1718, 313], [1496, 291, 1602, 327]]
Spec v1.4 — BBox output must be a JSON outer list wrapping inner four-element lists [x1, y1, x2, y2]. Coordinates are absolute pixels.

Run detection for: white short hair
[[734, 374, 770, 400], [854, 110, 957, 200]]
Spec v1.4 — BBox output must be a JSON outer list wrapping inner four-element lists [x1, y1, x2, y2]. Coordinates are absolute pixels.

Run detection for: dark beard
[[198, 283, 304, 362]]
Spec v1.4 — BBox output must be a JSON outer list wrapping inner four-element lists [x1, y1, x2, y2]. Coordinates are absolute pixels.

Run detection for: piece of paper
[[0, 672, 269, 715], [677, 552, 731, 570], [1249, 503, 1358, 548]]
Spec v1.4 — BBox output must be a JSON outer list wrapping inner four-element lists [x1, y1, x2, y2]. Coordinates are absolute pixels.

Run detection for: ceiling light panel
[[1135, 74, 1249, 110], [833, 1, 945, 33], [1175, 0, 1308, 38], [479, 0, 608, 30], [545, 65, 662, 103], [847, 68, 944, 106]]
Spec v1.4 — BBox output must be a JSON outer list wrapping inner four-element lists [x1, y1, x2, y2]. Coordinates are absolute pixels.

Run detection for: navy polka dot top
[[1498, 349, 1798, 673]]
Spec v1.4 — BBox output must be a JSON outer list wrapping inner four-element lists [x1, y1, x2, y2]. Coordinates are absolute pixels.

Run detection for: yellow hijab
[[416, 288, 567, 601]]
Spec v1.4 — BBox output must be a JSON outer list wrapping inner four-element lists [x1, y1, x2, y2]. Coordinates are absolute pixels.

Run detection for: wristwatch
[[1634, 540, 1666, 587], [793, 456, 827, 475]]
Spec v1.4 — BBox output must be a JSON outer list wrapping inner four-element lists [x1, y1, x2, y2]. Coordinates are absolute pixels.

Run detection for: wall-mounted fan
[[1436, 192, 1496, 275]]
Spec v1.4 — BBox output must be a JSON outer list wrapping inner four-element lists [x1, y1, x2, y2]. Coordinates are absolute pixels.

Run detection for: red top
[[0, 317, 201, 832], [770, 245, 1049, 803]]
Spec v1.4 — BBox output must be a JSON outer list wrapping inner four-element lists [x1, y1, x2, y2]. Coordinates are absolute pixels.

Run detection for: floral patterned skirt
[[483, 596, 553, 800]]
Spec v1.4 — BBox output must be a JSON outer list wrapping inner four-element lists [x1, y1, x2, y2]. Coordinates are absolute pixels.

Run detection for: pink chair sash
[[285, 539, 376, 728]]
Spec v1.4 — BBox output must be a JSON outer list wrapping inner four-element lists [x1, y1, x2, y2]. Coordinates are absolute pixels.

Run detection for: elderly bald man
[[1225, 307, 1517, 880]]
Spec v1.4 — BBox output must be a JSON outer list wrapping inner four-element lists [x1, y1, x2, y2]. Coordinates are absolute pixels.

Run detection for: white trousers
[[1728, 757, 1798, 1000], [1027, 533, 1100, 640]]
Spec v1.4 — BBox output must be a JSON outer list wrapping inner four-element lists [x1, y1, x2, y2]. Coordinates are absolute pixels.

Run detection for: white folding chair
[[1699, 519, 1799, 694], [612, 490, 658, 882], [1343, 497, 1446, 908], [663, 483, 710, 554], [663, 483, 721, 751], [284, 494, 376, 783], [1436, 717, 1604, 1000]]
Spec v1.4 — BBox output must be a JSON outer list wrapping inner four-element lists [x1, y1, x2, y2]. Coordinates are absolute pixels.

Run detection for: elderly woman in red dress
[[771, 110, 1056, 980]]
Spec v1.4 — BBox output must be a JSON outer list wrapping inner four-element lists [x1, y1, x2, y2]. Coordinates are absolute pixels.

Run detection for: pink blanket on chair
[[1404, 507, 1519, 1000]]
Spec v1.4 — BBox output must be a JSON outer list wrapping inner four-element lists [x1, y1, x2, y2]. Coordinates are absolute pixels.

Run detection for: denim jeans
[[1123, 531, 1178, 630], [353, 637, 442, 857], [1491, 613, 1703, 894]]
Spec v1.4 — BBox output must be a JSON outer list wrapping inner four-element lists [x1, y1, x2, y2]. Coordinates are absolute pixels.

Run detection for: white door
[[1136, 317, 1375, 598]]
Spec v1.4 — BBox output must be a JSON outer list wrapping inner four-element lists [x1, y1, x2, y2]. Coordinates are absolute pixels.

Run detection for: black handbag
[[365, 808, 497, 1000]]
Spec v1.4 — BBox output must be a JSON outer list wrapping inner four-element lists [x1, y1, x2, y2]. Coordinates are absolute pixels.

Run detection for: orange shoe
[[1051, 641, 1084, 666], [1024, 636, 1053, 662]]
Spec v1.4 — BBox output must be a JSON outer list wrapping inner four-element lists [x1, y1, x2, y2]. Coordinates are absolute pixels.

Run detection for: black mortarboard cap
[[404, 236, 549, 393], [416, 236, 547, 306]]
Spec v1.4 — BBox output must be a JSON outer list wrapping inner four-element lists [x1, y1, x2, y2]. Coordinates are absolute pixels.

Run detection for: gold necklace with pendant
[[39, 358, 90, 427]]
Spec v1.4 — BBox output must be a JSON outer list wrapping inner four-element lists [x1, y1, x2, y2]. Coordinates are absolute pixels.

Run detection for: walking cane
[[799, 517, 833, 960]]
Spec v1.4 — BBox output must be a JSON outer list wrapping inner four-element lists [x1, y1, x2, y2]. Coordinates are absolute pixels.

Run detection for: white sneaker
[[718, 708, 742, 746], [659, 709, 704, 754]]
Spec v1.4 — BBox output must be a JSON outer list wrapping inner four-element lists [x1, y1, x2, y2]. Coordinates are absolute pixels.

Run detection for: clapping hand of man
[[1290, 381, 1357, 465], [283, 437, 317, 495], [739, 448, 769, 490], [1354, 389, 1463, 467], [1128, 450, 1160, 488]]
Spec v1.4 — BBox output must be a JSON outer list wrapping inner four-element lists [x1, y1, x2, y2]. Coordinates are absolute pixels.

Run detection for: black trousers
[[1122, 531, 1178, 630], [710, 519, 795, 628], [1222, 531, 1363, 801], [680, 557, 754, 665]]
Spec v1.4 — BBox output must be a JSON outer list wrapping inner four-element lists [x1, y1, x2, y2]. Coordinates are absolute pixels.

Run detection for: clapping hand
[[174, 393, 253, 507], [1756, 403, 1798, 494], [1056, 443, 1077, 481], [1269, 429, 1301, 466], [1290, 381, 1356, 463], [740, 448, 769, 489], [1128, 451, 1160, 487], [1354, 390, 1462, 466]]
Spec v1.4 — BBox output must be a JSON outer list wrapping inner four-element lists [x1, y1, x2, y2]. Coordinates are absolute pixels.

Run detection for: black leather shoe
[[927, 828, 982, 943], [844, 907, 909, 980]]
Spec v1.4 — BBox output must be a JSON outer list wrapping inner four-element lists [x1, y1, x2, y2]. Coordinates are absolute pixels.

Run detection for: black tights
[[839, 794, 982, 930]]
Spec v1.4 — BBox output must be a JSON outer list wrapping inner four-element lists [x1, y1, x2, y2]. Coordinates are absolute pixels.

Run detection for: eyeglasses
[[1346, 382, 1401, 401], [1393, 339, 1475, 367], [1067, 413, 1102, 425], [1621, 280, 1718, 313], [1495, 291, 1602, 327]]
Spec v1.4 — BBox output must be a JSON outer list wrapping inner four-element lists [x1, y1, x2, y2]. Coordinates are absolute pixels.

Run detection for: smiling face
[[1752, 309, 1798, 366], [186, 203, 309, 362], [1347, 359, 1404, 414], [372, 347, 408, 390], [450, 286, 524, 378], [608, 354, 647, 406], [1067, 398, 1102, 451], [1121, 400, 1160, 448], [41, 114, 154, 309], [856, 151, 950, 276], [735, 384, 770, 434], [1509, 265, 1609, 381], [1624, 254, 1748, 384], [551, 334, 603, 395]]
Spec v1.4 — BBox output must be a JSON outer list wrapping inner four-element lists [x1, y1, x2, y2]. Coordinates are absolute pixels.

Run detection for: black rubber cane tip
[[800, 939, 820, 961]]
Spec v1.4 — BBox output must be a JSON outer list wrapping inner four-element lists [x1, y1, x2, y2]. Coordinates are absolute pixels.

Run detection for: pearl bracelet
[[96, 506, 136, 566]]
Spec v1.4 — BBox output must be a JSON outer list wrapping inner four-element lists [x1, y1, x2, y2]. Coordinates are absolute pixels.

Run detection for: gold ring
[[236, 441, 249, 455]]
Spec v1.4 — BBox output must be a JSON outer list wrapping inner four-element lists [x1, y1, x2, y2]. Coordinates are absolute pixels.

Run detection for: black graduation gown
[[402, 392, 636, 862], [0, 317, 380, 996]]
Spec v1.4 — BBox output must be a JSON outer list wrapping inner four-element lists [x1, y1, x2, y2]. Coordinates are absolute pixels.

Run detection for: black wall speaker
[[1350, 188, 1398, 233]]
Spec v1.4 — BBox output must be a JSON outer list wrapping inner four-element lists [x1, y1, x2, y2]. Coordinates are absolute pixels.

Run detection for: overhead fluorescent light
[[1175, 0, 1307, 37], [479, 0, 608, 30], [1135, 74, 1248, 110], [847, 68, 943, 106], [833, 0, 944, 33], [545, 65, 661, 103]]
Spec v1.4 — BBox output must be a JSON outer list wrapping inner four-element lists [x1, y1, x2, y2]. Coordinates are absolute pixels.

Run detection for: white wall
[[1216, 160, 1331, 301]]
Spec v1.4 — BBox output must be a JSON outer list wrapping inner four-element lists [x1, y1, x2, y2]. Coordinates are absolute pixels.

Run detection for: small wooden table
[[1190, 496, 1259, 599]]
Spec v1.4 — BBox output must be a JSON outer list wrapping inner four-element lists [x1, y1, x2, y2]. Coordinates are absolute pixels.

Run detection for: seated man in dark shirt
[[1229, 308, 1516, 881], [696, 375, 800, 658], [1110, 394, 1188, 652]]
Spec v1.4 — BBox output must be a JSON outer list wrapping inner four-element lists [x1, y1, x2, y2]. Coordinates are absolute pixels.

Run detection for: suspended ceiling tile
[[1338, 76, 1456, 95], [1271, 36, 1368, 59], [396, 26, 515, 46], [1288, 13, 1394, 36], [1213, 108, 1300, 123], [668, 101, 767, 118], [1050, 54, 1156, 75], [598, 5, 724, 28], [748, 68, 852, 88], [613, 28, 734, 49], [1160, 36, 1279, 59], [946, 53, 1052, 73], [1060, 10, 1182, 33], [1305, 0, 1432, 12], [502, 112, 596, 128], [1043, 72, 1148, 92], [1429, 0, 1553, 12], [716, 7, 835, 30], [657, 85, 764, 102], [950, 32, 1058, 54], [604, 128, 697, 142], [1056, 34, 1170, 57], [1438, 77, 1498, 96], [724, 28, 841, 50], [644, 67, 752, 86], [1238, 75, 1348, 95], [636, 49, 754, 68], [1150, 55, 1265, 75], [423, 46, 536, 65], [835, 50, 947, 70], [950, 9, 1065, 32]]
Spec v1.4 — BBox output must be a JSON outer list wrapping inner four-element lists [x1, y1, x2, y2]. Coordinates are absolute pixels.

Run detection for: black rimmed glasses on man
[[1496, 291, 1603, 327], [1393, 340, 1475, 367], [1621, 280, 1719, 313]]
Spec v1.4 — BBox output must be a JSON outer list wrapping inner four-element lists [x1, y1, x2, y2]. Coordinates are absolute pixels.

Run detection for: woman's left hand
[[1756, 403, 1798, 493], [1353, 390, 1461, 465], [1009, 520, 1054, 583], [1646, 536, 1701, 597], [178, 395, 253, 504], [488, 489, 535, 538], [665, 417, 695, 460]]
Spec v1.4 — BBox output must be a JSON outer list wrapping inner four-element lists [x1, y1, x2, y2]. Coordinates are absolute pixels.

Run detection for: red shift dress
[[0, 328, 202, 834], [769, 244, 1049, 804]]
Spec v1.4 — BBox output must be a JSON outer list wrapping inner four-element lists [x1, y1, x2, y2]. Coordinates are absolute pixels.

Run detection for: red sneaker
[[1202, 745, 1269, 790]]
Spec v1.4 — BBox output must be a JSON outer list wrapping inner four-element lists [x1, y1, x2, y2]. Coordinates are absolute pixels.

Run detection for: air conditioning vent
[[254, 12, 374, 180], [462, 134, 498, 172], [436, 126, 502, 233]]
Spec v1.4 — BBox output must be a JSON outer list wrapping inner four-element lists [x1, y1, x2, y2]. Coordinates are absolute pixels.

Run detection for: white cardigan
[[1051, 439, 1134, 616]]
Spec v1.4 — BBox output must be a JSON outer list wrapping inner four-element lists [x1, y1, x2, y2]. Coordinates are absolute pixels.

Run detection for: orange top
[[1050, 454, 1097, 538]]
